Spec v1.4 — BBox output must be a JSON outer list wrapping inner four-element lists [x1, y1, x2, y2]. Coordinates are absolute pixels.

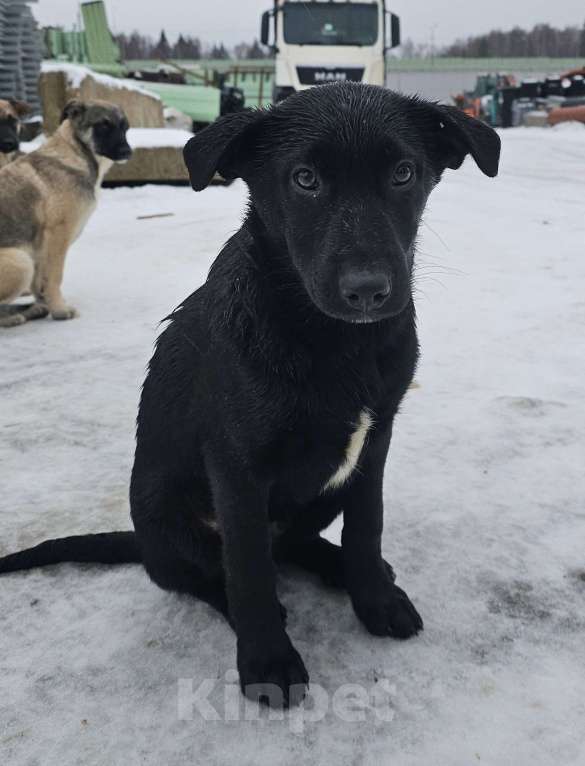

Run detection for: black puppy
[[0, 84, 500, 708]]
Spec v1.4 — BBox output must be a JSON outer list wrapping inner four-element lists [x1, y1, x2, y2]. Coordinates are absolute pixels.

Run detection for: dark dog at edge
[[0, 84, 500, 708], [0, 98, 30, 168]]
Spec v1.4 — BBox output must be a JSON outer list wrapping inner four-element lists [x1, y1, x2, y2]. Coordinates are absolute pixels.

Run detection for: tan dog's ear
[[61, 99, 87, 124], [9, 99, 31, 118]]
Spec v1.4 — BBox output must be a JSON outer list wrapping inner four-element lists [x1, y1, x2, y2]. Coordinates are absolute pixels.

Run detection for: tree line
[[115, 31, 270, 61], [442, 23, 585, 58], [117, 23, 585, 62]]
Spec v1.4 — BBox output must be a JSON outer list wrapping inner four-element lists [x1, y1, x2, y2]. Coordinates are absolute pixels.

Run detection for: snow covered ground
[[1, 126, 584, 766]]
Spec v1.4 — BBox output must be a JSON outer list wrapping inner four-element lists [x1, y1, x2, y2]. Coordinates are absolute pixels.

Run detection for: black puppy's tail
[[0, 532, 141, 574]]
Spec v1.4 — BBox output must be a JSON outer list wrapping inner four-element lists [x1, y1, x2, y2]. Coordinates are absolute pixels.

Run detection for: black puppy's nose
[[340, 272, 392, 312]]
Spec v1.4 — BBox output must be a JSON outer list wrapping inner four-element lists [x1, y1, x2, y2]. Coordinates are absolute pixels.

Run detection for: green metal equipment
[[80, 0, 120, 65], [137, 81, 221, 124], [42, 2, 272, 122]]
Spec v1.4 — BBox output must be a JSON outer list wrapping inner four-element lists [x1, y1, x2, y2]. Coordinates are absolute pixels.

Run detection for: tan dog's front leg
[[40, 228, 78, 321]]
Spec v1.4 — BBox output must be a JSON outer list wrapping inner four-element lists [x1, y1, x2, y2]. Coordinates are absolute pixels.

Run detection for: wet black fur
[[0, 84, 500, 708]]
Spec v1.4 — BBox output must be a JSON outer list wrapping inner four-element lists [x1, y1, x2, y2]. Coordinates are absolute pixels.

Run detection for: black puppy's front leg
[[207, 454, 308, 707], [341, 421, 423, 639]]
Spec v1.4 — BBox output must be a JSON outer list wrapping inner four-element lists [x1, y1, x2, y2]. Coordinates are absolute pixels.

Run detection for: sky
[[35, 0, 584, 47]]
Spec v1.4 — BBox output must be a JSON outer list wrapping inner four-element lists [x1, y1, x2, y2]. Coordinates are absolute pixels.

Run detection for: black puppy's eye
[[392, 162, 415, 186], [293, 168, 318, 191]]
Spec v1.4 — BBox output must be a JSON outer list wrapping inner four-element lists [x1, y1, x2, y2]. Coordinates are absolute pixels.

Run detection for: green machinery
[[43, 1, 273, 123], [44, 1, 123, 75]]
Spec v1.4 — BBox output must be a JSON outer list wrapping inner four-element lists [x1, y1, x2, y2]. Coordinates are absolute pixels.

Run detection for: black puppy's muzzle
[[339, 271, 392, 315]]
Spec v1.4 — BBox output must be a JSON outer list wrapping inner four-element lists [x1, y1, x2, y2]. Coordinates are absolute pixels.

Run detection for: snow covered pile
[[126, 127, 192, 149], [20, 128, 193, 153], [0, 127, 584, 765], [41, 61, 160, 100]]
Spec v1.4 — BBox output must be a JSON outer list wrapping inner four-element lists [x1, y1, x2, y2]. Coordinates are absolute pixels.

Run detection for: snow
[[41, 62, 161, 100], [126, 127, 192, 149], [19, 134, 45, 153], [551, 120, 585, 132], [1, 127, 584, 765], [20, 128, 192, 154]]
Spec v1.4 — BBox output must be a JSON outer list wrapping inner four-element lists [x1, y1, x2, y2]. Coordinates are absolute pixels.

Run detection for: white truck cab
[[261, 0, 400, 102]]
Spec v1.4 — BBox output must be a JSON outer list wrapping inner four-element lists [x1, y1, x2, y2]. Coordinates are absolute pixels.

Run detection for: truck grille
[[296, 67, 365, 85]]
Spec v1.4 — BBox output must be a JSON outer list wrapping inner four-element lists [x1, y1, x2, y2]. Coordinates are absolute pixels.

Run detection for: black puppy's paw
[[238, 638, 309, 708], [353, 583, 423, 639]]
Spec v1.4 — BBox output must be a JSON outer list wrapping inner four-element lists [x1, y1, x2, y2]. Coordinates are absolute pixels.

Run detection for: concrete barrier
[[39, 64, 164, 134], [37, 64, 192, 184], [106, 129, 191, 184]]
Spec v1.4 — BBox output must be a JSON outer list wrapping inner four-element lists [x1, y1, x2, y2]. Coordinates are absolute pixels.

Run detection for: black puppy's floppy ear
[[183, 108, 267, 191], [60, 99, 86, 124], [433, 105, 501, 178]]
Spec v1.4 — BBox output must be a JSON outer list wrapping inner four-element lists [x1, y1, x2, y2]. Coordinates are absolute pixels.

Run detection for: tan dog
[[0, 98, 30, 169], [0, 99, 131, 328]]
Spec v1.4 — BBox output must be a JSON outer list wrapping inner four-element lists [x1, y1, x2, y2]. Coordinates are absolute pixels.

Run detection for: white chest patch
[[323, 409, 373, 492]]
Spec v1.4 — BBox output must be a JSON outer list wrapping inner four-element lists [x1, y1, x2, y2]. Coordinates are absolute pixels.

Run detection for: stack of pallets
[[0, 0, 41, 111]]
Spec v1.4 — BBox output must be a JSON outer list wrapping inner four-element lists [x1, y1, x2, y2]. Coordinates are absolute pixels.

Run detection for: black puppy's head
[[0, 99, 29, 154], [184, 84, 500, 324], [61, 99, 132, 162]]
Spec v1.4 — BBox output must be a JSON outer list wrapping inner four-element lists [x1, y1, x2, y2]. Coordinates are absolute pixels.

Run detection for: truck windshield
[[282, 2, 379, 46]]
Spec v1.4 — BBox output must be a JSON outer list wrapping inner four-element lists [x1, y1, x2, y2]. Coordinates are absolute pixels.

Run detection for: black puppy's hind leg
[[275, 495, 395, 589], [142, 536, 230, 618], [277, 534, 396, 589], [130, 473, 230, 619]]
